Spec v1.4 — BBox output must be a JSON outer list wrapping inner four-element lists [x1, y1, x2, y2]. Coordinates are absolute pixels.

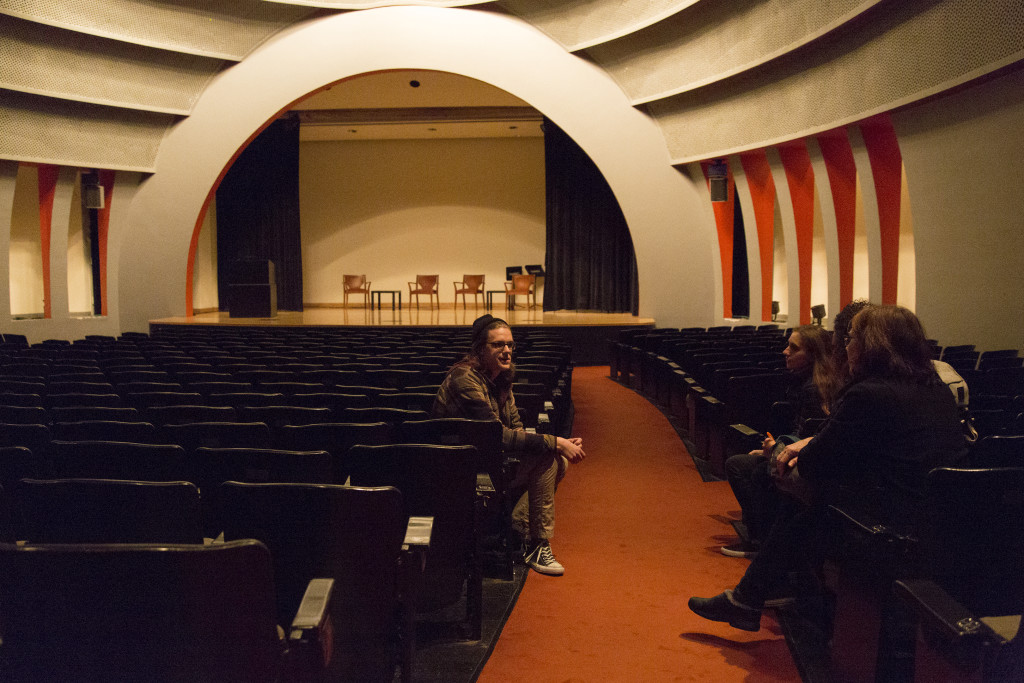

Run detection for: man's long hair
[[849, 305, 936, 383], [457, 317, 516, 394]]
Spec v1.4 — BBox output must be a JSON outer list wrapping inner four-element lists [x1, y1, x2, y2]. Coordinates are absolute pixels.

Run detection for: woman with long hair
[[721, 325, 838, 557], [691, 306, 967, 632]]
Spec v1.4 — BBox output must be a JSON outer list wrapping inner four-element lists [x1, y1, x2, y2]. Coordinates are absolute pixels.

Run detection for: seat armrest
[[536, 413, 552, 434], [476, 472, 495, 494], [828, 504, 917, 544], [284, 577, 335, 679], [403, 515, 434, 550], [894, 579, 1008, 646]]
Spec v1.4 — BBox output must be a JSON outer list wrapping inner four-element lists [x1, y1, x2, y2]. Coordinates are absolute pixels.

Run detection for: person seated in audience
[[721, 324, 837, 557], [689, 305, 968, 631], [432, 314, 586, 576]]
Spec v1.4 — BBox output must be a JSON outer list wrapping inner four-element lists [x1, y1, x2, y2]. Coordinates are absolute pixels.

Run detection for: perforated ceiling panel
[[648, 0, 1024, 164], [0, 15, 224, 115], [0, 90, 176, 172], [1, 0, 317, 60], [497, 0, 699, 51], [267, 0, 487, 7], [588, 0, 882, 104]]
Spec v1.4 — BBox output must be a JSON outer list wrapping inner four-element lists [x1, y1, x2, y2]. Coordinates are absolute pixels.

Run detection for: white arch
[[123, 6, 717, 330]]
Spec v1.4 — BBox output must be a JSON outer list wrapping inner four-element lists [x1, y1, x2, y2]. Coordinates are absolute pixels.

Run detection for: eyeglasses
[[486, 341, 516, 351]]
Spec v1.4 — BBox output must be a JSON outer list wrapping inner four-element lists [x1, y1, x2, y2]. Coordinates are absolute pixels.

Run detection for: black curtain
[[215, 116, 303, 311], [543, 118, 639, 314], [732, 191, 750, 318]]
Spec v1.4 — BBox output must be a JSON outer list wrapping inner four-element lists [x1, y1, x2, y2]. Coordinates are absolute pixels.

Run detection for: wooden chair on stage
[[453, 275, 485, 309], [504, 273, 537, 310], [343, 274, 371, 309], [408, 274, 439, 309]]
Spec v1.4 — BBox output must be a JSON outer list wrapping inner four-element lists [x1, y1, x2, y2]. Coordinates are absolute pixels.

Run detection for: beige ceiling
[[292, 68, 542, 140]]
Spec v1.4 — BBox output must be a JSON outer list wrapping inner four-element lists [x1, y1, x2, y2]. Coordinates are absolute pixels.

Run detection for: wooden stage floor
[[150, 307, 654, 329], [149, 308, 655, 364]]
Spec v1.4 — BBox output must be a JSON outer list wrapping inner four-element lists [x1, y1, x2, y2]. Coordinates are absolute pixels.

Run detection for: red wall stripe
[[739, 150, 776, 321], [96, 170, 116, 316], [778, 143, 815, 325], [36, 164, 59, 319], [859, 114, 902, 305], [701, 161, 735, 318], [816, 129, 857, 309]]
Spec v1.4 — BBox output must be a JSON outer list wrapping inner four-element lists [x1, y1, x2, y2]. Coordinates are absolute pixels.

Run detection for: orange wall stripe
[[96, 170, 116, 316], [860, 114, 902, 305], [701, 161, 735, 318], [739, 150, 776, 321], [778, 143, 815, 325], [816, 129, 857, 309], [36, 164, 59, 319]]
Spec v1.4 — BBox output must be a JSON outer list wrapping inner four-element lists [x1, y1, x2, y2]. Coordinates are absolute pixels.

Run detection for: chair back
[[48, 440, 189, 481], [218, 482, 406, 682], [412, 274, 438, 293], [397, 417, 504, 483], [16, 478, 203, 544], [919, 467, 1024, 616], [461, 275, 484, 291], [346, 444, 477, 612], [343, 274, 367, 291], [0, 540, 282, 683], [510, 273, 535, 293], [50, 420, 159, 444]]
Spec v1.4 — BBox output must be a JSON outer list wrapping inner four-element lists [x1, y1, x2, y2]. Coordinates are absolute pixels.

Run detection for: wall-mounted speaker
[[83, 184, 105, 209], [708, 160, 728, 202], [709, 177, 728, 202]]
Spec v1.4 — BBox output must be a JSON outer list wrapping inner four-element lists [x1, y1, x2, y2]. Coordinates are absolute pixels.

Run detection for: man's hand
[[556, 436, 586, 463], [773, 438, 811, 477]]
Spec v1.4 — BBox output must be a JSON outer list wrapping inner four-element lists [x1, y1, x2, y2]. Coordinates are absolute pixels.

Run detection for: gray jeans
[[509, 450, 568, 541]]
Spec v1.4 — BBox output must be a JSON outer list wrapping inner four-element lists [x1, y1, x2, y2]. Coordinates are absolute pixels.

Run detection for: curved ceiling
[[1, 0, 1022, 171]]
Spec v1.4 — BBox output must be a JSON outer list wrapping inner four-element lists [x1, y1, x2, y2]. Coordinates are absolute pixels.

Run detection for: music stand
[[505, 266, 523, 281]]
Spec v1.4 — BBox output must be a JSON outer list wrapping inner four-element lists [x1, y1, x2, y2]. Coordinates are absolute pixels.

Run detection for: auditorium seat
[[347, 443, 485, 639], [218, 482, 430, 683], [161, 421, 271, 451], [337, 406, 429, 425], [274, 422, 394, 483], [50, 405, 141, 423], [0, 540, 332, 683], [48, 441, 189, 482], [50, 420, 159, 444], [894, 467, 1024, 681], [15, 478, 203, 544]]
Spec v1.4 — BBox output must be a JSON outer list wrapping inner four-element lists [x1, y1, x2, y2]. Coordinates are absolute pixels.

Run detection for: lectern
[[228, 260, 277, 318]]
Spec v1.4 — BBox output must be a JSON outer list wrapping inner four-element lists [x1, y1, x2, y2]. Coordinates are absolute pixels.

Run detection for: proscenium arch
[[123, 6, 718, 331]]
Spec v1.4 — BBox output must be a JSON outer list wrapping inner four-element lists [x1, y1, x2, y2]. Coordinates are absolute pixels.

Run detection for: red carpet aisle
[[478, 366, 801, 682]]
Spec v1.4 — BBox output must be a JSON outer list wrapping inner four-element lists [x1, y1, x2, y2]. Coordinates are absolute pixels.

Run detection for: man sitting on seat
[[432, 314, 586, 576]]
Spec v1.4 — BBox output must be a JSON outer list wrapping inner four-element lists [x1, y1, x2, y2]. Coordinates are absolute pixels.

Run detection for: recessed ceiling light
[[410, 80, 421, 88]]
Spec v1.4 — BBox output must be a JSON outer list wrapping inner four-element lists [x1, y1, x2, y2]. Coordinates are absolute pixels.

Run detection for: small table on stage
[[485, 290, 505, 310], [372, 290, 402, 310]]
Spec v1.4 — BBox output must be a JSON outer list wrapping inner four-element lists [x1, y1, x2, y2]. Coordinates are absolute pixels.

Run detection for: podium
[[228, 260, 277, 318]]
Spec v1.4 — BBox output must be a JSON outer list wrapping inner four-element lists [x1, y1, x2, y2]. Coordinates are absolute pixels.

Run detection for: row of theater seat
[[0, 327, 575, 682], [611, 325, 1024, 681], [611, 326, 1024, 475]]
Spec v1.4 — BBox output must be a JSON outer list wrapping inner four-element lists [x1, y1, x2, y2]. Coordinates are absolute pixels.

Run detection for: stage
[[149, 307, 656, 365]]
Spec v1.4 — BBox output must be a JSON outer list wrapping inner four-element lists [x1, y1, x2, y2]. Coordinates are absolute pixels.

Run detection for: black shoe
[[720, 541, 759, 558], [688, 590, 762, 631]]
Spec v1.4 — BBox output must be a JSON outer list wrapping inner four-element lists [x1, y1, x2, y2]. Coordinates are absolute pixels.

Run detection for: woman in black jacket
[[689, 306, 967, 632]]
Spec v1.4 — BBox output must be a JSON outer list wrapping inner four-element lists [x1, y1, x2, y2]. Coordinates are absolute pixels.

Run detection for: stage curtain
[[543, 118, 639, 314], [215, 116, 303, 311]]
